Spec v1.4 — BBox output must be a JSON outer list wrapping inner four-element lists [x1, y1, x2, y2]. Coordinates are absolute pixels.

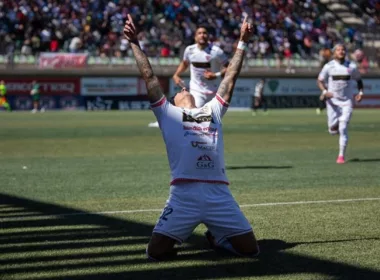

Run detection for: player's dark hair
[[195, 25, 209, 34]]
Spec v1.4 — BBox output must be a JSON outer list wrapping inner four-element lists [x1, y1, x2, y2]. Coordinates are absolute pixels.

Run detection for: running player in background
[[124, 14, 259, 260], [251, 78, 268, 116], [0, 80, 11, 112], [149, 26, 229, 128], [317, 44, 364, 164], [30, 80, 44, 113]]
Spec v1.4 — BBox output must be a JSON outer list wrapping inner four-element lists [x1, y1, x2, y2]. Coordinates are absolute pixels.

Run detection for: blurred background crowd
[[0, 0, 379, 71]]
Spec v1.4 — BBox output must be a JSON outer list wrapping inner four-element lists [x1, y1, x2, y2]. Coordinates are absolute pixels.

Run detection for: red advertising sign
[[2, 78, 80, 95], [39, 53, 88, 69]]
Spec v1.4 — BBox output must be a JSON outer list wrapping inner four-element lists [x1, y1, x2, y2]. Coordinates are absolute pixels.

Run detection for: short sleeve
[[183, 46, 190, 62], [318, 64, 329, 82], [351, 64, 361, 81], [216, 48, 229, 65], [207, 94, 229, 123], [150, 96, 170, 121]]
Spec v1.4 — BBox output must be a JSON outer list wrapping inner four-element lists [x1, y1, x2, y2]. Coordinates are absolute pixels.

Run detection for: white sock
[[339, 145, 346, 157], [338, 121, 348, 157]]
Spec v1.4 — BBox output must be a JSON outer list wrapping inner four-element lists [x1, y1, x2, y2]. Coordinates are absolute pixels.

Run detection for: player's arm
[[173, 47, 190, 87], [173, 60, 189, 88], [123, 14, 164, 104], [353, 67, 364, 102], [317, 65, 333, 100], [216, 17, 252, 103], [204, 64, 229, 80]]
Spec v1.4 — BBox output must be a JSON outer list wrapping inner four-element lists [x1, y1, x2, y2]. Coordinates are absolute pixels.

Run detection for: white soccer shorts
[[152, 182, 253, 245], [326, 99, 353, 129]]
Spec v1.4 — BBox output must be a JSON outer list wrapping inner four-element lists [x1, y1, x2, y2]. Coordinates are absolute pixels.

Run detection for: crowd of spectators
[[0, 0, 375, 63]]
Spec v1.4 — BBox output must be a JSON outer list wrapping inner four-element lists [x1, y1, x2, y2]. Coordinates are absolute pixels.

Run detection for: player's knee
[[234, 241, 260, 256], [228, 231, 260, 257], [146, 233, 177, 261]]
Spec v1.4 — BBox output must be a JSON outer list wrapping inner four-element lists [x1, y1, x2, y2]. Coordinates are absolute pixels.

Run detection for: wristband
[[214, 72, 221, 77], [237, 41, 247, 51], [359, 91, 364, 96], [322, 89, 327, 95]]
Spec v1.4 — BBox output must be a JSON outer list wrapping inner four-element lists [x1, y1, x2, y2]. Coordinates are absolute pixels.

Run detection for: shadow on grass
[[227, 165, 293, 170], [349, 158, 380, 163], [0, 193, 379, 280]]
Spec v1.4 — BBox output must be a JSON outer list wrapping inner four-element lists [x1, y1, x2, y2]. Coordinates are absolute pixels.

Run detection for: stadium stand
[[0, 0, 379, 69]]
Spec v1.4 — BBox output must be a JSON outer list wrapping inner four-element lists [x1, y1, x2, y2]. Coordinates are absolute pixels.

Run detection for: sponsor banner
[[9, 95, 83, 110], [264, 78, 380, 97], [2, 78, 80, 95], [170, 78, 259, 97], [361, 79, 380, 95], [264, 78, 321, 96], [81, 77, 170, 96], [138, 78, 170, 95], [39, 53, 88, 69], [83, 96, 150, 110], [81, 78, 140, 96], [356, 95, 380, 108]]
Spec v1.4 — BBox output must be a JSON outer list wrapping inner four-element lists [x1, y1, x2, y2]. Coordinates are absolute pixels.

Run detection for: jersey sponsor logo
[[191, 62, 211, 68], [183, 112, 214, 123], [184, 131, 217, 138], [332, 75, 351, 81], [191, 141, 217, 151], [196, 155, 215, 169]]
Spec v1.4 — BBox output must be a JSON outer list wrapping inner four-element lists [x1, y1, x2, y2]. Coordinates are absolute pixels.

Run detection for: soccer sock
[[338, 121, 348, 156]]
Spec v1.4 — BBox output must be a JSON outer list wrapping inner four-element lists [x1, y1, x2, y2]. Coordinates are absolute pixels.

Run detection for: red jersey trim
[[150, 96, 166, 108], [170, 178, 229, 185], [216, 94, 229, 107]]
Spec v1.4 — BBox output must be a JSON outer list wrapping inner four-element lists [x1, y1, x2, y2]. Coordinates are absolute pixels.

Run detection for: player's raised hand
[[239, 15, 253, 43], [123, 14, 137, 42]]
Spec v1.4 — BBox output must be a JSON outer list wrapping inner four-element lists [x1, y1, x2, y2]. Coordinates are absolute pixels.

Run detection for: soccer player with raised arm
[[124, 14, 259, 261], [149, 25, 229, 128], [317, 44, 364, 164]]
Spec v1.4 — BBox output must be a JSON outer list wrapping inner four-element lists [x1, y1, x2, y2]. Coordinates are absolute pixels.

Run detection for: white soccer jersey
[[318, 59, 361, 101], [150, 95, 229, 185], [183, 44, 228, 95], [254, 80, 264, 97]]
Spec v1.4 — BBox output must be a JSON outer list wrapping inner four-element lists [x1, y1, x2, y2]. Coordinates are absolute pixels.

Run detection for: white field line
[[1, 197, 379, 221]]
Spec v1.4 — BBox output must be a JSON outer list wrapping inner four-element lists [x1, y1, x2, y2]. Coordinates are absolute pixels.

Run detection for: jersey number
[[159, 207, 173, 221]]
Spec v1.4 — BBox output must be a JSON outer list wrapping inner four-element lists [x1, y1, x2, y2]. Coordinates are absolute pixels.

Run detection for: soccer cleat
[[148, 121, 159, 128], [336, 155, 345, 164]]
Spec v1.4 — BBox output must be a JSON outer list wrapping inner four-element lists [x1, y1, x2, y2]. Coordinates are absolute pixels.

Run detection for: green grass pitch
[[0, 109, 379, 279]]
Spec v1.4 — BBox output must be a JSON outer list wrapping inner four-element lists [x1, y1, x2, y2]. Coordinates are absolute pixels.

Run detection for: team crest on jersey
[[205, 55, 211, 61], [182, 112, 214, 123], [196, 155, 214, 169]]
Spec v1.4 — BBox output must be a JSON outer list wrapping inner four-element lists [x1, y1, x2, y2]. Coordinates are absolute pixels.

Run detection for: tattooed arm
[[217, 16, 253, 103], [123, 14, 164, 103]]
